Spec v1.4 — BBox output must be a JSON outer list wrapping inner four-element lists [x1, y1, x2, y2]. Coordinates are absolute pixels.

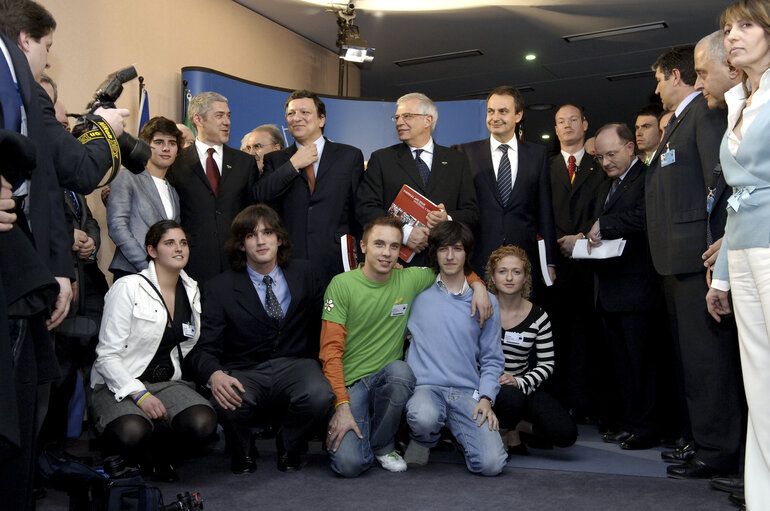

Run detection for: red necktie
[[568, 155, 576, 185], [305, 164, 315, 195], [206, 147, 220, 197]]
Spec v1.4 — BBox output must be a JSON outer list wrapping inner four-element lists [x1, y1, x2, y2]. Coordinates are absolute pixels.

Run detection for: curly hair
[[485, 245, 532, 299]]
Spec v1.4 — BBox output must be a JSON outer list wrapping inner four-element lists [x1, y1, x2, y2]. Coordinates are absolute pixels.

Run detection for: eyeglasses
[[245, 144, 271, 152], [391, 113, 428, 123]]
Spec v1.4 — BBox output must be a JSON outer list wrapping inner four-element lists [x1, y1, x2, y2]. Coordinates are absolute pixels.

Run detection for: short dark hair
[[0, 0, 55, 43], [635, 104, 663, 120], [427, 221, 475, 276], [225, 204, 293, 270], [140, 116, 183, 150], [361, 216, 404, 244], [487, 85, 525, 113], [555, 103, 586, 121], [38, 72, 57, 103], [485, 245, 532, 299], [145, 220, 184, 262], [285, 90, 326, 127], [594, 122, 635, 145], [652, 45, 697, 86]]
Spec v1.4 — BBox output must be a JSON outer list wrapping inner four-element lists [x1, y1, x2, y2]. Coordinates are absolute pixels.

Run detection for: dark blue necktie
[[414, 149, 430, 188], [497, 144, 512, 206], [263, 275, 284, 321], [0, 51, 22, 133]]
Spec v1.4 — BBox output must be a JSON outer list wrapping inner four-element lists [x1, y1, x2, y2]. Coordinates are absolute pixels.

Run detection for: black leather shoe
[[666, 458, 719, 479], [276, 437, 301, 473], [710, 475, 744, 493], [661, 442, 696, 462], [602, 430, 632, 444], [728, 491, 745, 507], [231, 455, 257, 474], [620, 434, 659, 450]]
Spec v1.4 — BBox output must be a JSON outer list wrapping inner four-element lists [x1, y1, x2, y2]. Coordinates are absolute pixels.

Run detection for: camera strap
[[77, 115, 121, 186]]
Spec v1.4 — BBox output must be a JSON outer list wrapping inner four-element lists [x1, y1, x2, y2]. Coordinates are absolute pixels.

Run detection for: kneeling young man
[[404, 221, 507, 476], [321, 217, 492, 477], [185, 205, 333, 474]]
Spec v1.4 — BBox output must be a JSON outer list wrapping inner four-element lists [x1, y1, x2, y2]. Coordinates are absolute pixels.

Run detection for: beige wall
[[38, 0, 360, 279]]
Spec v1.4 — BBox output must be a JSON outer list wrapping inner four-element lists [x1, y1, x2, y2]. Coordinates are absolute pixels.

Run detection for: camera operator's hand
[[94, 107, 129, 137], [47, 276, 73, 330], [0, 176, 17, 232], [133, 392, 168, 420]]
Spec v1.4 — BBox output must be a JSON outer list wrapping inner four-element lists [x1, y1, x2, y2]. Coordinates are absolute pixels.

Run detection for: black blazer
[[592, 160, 661, 312], [356, 141, 479, 264], [550, 150, 608, 239], [257, 139, 364, 288], [185, 259, 322, 384], [168, 144, 258, 283], [645, 94, 726, 276], [455, 138, 556, 276]]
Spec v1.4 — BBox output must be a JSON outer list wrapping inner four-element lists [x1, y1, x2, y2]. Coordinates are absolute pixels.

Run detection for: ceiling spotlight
[[328, 3, 375, 64], [525, 54, 536, 61], [541, 134, 551, 140]]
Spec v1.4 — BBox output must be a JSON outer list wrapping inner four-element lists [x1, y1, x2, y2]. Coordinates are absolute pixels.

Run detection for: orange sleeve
[[467, 271, 484, 287], [319, 320, 350, 406]]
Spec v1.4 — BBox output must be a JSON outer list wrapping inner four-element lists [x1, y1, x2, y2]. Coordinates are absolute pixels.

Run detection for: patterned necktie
[[263, 275, 284, 320], [414, 149, 431, 188], [304, 164, 315, 195], [497, 144, 512, 206], [206, 147, 220, 197], [568, 155, 577, 185], [664, 112, 677, 133], [605, 178, 620, 207]]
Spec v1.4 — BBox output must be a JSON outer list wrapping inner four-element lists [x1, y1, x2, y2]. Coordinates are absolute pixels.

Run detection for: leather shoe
[[276, 438, 301, 473], [666, 458, 719, 479], [231, 455, 256, 474], [602, 430, 632, 444], [661, 442, 696, 463], [620, 434, 659, 450], [710, 475, 744, 493], [728, 491, 745, 507]]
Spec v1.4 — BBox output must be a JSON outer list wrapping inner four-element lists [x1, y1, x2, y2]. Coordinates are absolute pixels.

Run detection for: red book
[[340, 234, 358, 272], [387, 184, 440, 263]]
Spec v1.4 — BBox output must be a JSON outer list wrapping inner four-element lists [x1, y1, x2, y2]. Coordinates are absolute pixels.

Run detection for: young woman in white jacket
[[90, 220, 216, 481]]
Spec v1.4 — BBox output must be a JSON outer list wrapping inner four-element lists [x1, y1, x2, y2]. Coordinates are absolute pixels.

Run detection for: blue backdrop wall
[[182, 67, 488, 160]]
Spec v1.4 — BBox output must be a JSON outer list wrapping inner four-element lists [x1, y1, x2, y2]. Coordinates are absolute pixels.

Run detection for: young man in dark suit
[[185, 204, 333, 474], [257, 90, 364, 289], [454, 86, 556, 291], [646, 45, 743, 480], [356, 92, 478, 266], [168, 91, 258, 284]]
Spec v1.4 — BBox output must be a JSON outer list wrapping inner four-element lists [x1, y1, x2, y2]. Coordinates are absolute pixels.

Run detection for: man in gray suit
[[108, 117, 183, 280], [646, 45, 743, 480]]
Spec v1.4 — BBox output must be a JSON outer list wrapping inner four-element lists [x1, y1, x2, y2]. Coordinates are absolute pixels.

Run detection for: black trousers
[[663, 272, 745, 473], [214, 357, 333, 456], [494, 384, 577, 448]]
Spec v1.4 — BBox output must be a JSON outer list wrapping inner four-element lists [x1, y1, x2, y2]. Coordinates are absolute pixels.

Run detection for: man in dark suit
[[646, 45, 743, 479], [186, 204, 333, 474], [356, 92, 478, 266], [257, 90, 364, 289], [169, 91, 258, 283], [455, 85, 556, 292], [587, 123, 663, 450], [547, 104, 608, 422]]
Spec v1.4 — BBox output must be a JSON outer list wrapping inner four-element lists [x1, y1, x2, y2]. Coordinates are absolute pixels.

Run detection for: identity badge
[[182, 322, 195, 338], [390, 304, 408, 317], [661, 147, 676, 167], [503, 331, 526, 346]]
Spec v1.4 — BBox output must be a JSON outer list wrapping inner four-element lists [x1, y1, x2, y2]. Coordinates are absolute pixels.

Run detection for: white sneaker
[[375, 451, 407, 472]]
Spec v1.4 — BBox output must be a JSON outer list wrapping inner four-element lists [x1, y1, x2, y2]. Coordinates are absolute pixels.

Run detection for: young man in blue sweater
[[404, 221, 507, 475]]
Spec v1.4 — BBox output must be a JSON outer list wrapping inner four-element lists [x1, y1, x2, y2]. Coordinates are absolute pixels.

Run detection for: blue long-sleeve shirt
[[406, 280, 504, 401]]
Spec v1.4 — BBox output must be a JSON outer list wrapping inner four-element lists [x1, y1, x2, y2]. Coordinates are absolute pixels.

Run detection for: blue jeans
[[329, 360, 415, 477], [406, 385, 507, 476]]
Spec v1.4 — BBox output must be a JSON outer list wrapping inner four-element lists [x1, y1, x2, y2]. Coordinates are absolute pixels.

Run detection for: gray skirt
[[90, 380, 213, 433]]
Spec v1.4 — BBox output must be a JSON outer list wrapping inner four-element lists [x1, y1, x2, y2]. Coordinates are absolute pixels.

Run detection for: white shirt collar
[[409, 137, 434, 155], [195, 138, 224, 159], [674, 91, 701, 118], [561, 147, 586, 167], [435, 273, 471, 295], [490, 135, 518, 153]]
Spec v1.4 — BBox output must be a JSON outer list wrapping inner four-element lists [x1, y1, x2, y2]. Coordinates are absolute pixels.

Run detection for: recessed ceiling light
[[527, 103, 555, 111], [525, 54, 536, 61], [541, 134, 550, 140], [563, 21, 667, 42]]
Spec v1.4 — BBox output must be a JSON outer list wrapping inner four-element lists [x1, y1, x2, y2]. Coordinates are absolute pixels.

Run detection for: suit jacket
[[455, 138, 556, 276], [185, 259, 322, 384], [1, 32, 72, 278], [257, 139, 364, 287], [168, 144, 258, 283], [356, 141, 479, 265], [107, 169, 181, 274], [645, 94, 726, 276], [550, 150, 608, 238], [592, 160, 661, 312]]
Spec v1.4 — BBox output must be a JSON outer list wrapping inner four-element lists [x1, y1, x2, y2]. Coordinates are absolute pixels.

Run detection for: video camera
[[72, 65, 151, 178]]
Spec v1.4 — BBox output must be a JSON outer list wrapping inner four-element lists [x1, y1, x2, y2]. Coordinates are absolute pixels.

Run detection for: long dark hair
[[225, 205, 293, 270]]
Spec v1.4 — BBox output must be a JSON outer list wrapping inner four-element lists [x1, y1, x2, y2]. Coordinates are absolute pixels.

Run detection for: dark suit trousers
[[494, 384, 577, 448], [599, 307, 658, 437], [663, 273, 745, 472], [214, 357, 333, 455]]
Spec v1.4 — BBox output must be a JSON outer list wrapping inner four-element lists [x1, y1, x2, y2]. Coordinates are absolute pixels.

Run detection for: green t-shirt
[[322, 266, 436, 385]]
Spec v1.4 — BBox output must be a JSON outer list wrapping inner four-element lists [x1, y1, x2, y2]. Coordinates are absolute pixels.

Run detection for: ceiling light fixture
[[563, 21, 667, 43], [327, 3, 375, 95], [394, 49, 483, 67], [541, 134, 551, 140], [525, 54, 536, 61]]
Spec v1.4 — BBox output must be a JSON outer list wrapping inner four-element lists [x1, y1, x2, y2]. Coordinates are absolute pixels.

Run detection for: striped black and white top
[[500, 304, 555, 396]]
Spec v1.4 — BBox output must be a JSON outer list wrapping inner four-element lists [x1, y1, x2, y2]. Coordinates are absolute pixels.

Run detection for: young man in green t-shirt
[[320, 216, 491, 477]]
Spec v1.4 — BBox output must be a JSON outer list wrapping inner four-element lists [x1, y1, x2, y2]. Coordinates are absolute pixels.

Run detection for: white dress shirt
[[194, 139, 224, 175]]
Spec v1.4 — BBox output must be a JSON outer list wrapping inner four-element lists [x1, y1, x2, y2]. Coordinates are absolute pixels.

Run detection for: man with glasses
[[241, 124, 284, 174], [356, 92, 478, 266], [257, 90, 364, 289]]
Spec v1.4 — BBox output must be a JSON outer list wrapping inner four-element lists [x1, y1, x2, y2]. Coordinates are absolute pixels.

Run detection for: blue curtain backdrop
[[182, 67, 488, 160]]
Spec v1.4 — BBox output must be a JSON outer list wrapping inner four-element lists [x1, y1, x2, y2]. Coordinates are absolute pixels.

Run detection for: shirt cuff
[[402, 224, 413, 245], [711, 279, 731, 292]]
